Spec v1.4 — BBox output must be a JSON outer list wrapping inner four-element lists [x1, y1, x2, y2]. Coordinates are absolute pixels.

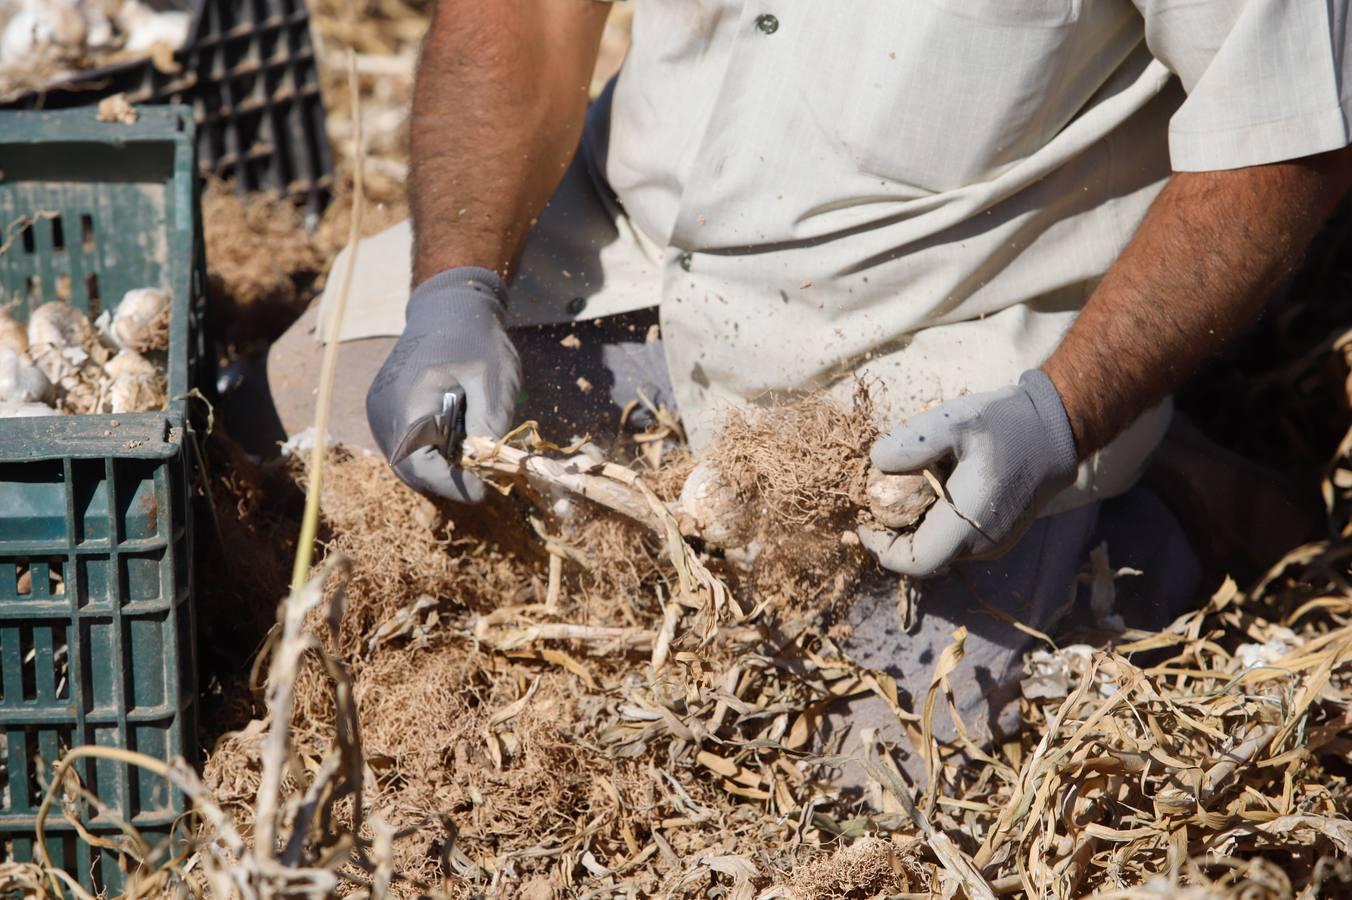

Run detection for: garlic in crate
[[0, 306, 27, 354], [9, 292, 171, 415], [0, 400, 60, 419], [111, 287, 170, 353], [115, 0, 189, 55], [0, 0, 87, 71], [26, 300, 106, 401], [0, 346, 54, 405], [27, 299, 95, 350], [104, 347, 165, 414]]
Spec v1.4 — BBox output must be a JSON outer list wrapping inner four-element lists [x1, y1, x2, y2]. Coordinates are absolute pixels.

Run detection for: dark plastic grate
[[1, 0, 333, 217], [0, 107, 203, 896]]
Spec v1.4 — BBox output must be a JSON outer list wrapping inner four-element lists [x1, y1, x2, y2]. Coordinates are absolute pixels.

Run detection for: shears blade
[[389, 384, 467, 467]]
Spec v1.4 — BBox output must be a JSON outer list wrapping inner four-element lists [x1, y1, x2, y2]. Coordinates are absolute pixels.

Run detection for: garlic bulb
[[0, 346, 53, 404], [0, 0, 86, 71], [865, 467, 937, 530], [26, 301, 108, 400], [104, 347, 165, 413], [107, 371, 165, 414], [111, 288, 170, 352], [0, 307, 26, 354], [678, 461, 753, 548], [82, 2, 113, 51], [4, 293, 171, 415], [103, 347, 157, 380], [27, 300, 95, 351], [0, 0, 182, 79], [115, 0, 188, 54]]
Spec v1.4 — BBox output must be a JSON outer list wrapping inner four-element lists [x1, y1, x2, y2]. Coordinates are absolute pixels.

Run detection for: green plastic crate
[[0, 107, 204, 893]]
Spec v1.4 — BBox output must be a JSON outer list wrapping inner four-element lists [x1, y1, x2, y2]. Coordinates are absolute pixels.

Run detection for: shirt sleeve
[[1132, 0, 1352, 171]]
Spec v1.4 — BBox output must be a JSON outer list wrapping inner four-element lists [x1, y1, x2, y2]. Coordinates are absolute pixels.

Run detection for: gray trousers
[[832, 485, 1198, 787]]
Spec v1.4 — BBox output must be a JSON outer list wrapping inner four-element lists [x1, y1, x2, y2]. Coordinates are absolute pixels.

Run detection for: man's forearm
[[409, 0, 610, 285], [1043, 147, 1352, 458]]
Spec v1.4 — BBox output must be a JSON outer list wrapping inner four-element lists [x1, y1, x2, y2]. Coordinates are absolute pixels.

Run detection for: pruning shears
[[389, 383, 467, 467]]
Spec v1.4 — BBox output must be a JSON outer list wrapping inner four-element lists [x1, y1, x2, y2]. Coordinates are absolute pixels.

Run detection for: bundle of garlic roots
[[0, 0, 189, 88], [0, 289, 170, 418]]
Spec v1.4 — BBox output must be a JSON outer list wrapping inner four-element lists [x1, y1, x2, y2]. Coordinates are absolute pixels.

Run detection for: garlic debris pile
[[0, 289, 170, 418], [0, 0, 189, 95]]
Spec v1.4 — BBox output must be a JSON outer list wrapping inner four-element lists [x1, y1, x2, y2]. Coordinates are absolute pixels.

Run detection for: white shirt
[[594, 0, 1352, 508]]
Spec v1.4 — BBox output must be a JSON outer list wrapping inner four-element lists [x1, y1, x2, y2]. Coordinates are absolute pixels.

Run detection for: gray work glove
[[366, 266, 521, 503], [859, 370, 1078, 577]]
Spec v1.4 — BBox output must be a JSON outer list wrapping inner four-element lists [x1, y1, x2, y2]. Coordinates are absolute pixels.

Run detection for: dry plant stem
[[545, 551, 563, 611], [860, 734, 997, 900], [292, 53, 365, 592], [478, 621, 658, 652], [34, 746, 241, 899], [0, 211, 59, 258], [34, 746, 166, 899], [461, 430, 737, 659], [257, 559, 358, 862], [461, 434, 667, 530]]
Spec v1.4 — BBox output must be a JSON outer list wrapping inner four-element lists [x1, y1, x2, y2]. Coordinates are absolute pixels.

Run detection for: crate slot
[[19, 626, 35, 701], [0, 461, 66, 546], [21, 729, 38, 802], [79, 618, 117, 713], [52, 628, 69, 701], [19, 622, 66, 703], [77, 555, 112, 610], [114, 459, 163, 543], [86, 273, 102, 317], [127, 613, 168, 710], [24, 276, 40, 306], [123, 553, 165, 605], [13, 559, 64, 600], [72, 458, 110, 547], [18, 223, 33, 254], [80, 213, 95, 252], [50, 215, 64, 252], [22, 727, 40, 804]]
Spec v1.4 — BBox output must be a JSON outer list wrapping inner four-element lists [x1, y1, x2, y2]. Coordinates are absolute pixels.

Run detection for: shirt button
[[678, 252, 693, 272], [755, 13, 779, 34], [566, 296, 587, 315]]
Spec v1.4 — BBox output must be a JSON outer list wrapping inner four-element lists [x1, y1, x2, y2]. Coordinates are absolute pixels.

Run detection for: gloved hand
[[366, 266, 521, 503], [859, 370, 1079, 577]]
